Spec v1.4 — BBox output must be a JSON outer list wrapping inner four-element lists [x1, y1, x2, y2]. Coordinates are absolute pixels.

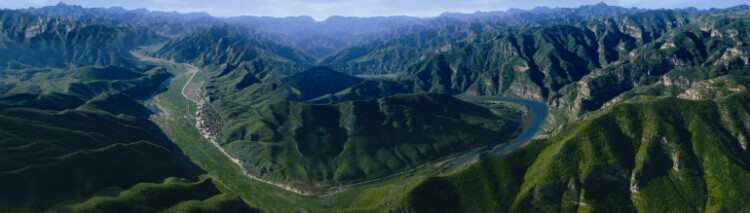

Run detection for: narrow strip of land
[[167, 60, 549, 196], [179, 65, 311, 195]]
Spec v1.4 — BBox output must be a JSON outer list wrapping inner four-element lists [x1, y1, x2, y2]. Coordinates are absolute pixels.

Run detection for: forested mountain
[[0, 10, 254, 213], [145, 3, 750, 194], [405, 76, 750, 212], [396, 9, 749, 123], [26, 2, 678, 59], [0, 10, 163, 69], [319, 3, 645, 74], [146, 24, 315, 71], [1, 2, 749, 212], [439, 2, 640, 21], [223, 93, 521, 185], [25, 2, 430, 58], [198, 64, 523, 189], [24, 2, 221, 36], [0, 65, 254, 212]]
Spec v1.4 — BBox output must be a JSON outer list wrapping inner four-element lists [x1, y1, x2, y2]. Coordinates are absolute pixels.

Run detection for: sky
[[0, 0, 746, 21]]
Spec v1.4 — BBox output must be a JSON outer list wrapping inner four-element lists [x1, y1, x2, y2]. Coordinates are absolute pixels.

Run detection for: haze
[[1, 0, 745, 20]]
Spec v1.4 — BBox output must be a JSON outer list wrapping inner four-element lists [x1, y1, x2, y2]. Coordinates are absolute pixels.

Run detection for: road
[[162, 60, 550, 195], [438, 96, 548, 174], [328, 96, 549, 194], [180, 64, 200, 103], [178, 65, 313, 195]]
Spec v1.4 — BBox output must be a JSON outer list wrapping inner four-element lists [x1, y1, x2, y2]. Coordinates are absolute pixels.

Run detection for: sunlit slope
[[404, 76, 750, 212], [57, 177, 257, 213], [399, 10, 750, 118], [219, 93, 522, 185], [199, 65, 523, 186]]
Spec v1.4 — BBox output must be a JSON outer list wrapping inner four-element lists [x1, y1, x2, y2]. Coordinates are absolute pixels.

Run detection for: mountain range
[[0, 2, 748, 212]]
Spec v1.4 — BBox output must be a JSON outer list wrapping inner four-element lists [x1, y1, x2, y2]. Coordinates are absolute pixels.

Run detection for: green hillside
[[25, 2, 223, 37], [146, 24, 315, 74], [219, 93, 522, 187], [319, 22, 514, 75], [404, 76, 750, 212], [1, 3, 749, 213], [392, 9, 749, 128], [198, 60, 523, 190], [319, 3, 647, 75], [55, 177, 256, 213], [317, 9, 750, 125], [0, 13, 255, 210], [0, 10, 163, 69], [0, 64, 254, 212], [184, 8, 750, 195]]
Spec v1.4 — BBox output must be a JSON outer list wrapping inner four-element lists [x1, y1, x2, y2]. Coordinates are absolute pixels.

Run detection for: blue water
[[460, 96, 549, 154], [492, 97, 548, 154]]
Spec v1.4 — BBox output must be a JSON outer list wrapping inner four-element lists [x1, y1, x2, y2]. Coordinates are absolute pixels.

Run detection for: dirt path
[[180, 64, 200, 103]]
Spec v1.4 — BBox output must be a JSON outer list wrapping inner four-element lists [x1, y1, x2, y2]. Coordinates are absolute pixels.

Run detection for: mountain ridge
[[403, 75, 750, 212]]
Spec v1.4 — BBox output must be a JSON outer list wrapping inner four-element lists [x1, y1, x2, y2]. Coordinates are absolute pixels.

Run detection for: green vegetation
[[154, 7, 750, 206], [2, 4, 750, 213], [145, 24, 315, 72], [0, 65, 192, 211], [319, 3, 645, 75], [0, 63, 256, 212], [0, 12, 253, 211], [321, 9, 750, 125], [147, 61, 321, 212], [222, 93, 521, 185], [198, 62, 524, 189], [146, 59, 526, 212], [404, 76, 750, 212], [54, 177, 255, 213], [0, 10, 163, 69]]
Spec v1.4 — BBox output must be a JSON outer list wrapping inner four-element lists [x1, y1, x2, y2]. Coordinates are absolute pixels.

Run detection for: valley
[[0, 2, 748, 212], [143, 53, 544, 195]]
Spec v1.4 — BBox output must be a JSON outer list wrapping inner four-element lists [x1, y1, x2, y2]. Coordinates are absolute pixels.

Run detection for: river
[[144, 57, 550, 194], [485, 97, 549, 154]]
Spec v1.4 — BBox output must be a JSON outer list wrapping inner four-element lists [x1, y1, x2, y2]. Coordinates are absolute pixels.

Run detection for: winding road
[[180, 64, 200, 103], [329, 97, 549, 193], [173, 63, 549, 195], [180, 65, 312, 195]]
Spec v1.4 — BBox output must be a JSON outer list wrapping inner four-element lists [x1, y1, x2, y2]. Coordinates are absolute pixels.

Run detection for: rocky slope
[[404, 75, 750, 212], [395, 9, 749, 124], [0, 10, 163, 69]]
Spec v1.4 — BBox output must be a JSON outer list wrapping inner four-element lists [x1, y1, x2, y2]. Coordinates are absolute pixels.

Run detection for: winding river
[[150, 59, 550, 195], [486, 97, 549, 154]]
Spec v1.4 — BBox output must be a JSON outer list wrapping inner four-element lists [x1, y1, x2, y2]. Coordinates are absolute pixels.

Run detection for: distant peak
[[56, 1, 67, 6], [597, 1, 608, 6]]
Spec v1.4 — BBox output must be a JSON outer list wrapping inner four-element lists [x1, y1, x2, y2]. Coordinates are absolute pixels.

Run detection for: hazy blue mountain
[[25, 2, 221, 36], [439, 2, 641, 22], [145, 24, 316, 78], [1, 2, 749, 213], [321, 4, 748, 76], [27, 2, 671, 59], [0, 10, 164, 69], [225, 15, 427, 58]]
